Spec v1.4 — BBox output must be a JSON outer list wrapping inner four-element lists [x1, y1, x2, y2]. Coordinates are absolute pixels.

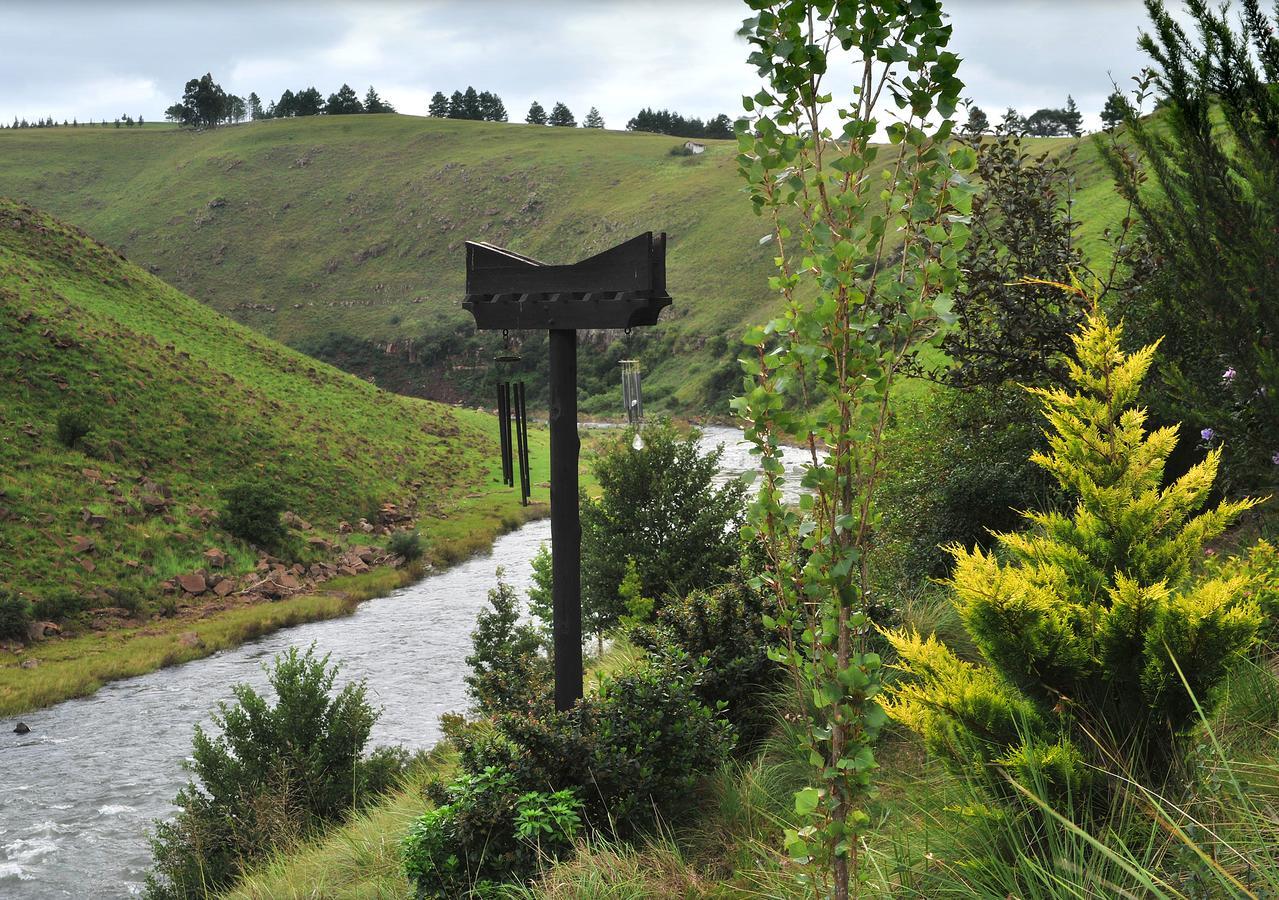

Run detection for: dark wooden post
[[548, 328, 582, 711], [462, 233, 669, 713]]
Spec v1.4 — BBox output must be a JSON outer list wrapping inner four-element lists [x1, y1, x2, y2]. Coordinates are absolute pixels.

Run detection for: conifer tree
[[460, 86, 483, 120], [447, 90, 466, 119], [362, 86, 394, 114], [248, 92, 264, 120], [963, 103, 990, 135], [1100, 90, 1128, 131], [427, 91, 449, 117], [1062, 94, 1083, 136], [887, 298, 1262, 800], [325, 83, 363, 115], [547, 101, 575, 127], [582, 106, 604, 128], [524, 100, 547, 125], [478, 90, 507, 122]]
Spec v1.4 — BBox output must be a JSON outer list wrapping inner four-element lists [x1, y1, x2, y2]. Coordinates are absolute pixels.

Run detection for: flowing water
[[0, 426, 810, 897]]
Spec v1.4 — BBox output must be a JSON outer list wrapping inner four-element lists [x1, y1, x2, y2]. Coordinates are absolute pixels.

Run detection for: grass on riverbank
[[0, 494, 548, 718]]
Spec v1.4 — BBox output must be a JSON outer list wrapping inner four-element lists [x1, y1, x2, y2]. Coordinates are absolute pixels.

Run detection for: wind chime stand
[[548, 329, 583, 712]]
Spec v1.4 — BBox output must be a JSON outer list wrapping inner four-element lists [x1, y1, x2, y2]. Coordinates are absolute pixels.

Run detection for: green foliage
[[388, 530, 424, 562], [401, 768, 583, 899], [1100, 0, 1279, 487], [935, 133, 1087, 391], [580, 419, 745, 640], [547, 102, 576, 127], [54, 410, 91, 449], [1213, 539, 1279, 640], [465, 572, 551, 717], [616, 558, 653, 629], [886, 308, 1263, 817], [734, 1, 971, 893], [525, 101, 547, 125], [630, 580, 783, 749], [219, 480, 287, 552], [0, 590, 33, 642], [30, 588, 88, 623], [146, 645, 405, 899], [526, 543, 553, 645], [409, 652, 731, 896], [459, 659, 734, 832], [878, 386, 1059, 583]]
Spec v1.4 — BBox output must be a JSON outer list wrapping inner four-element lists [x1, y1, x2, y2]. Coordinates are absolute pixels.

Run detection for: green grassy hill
[[0, 196, 539, 620], [0, 116, 1125, 414]]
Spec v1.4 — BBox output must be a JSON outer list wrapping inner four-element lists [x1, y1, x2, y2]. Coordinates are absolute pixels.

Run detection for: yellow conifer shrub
[[885, 304, 1263, 801]]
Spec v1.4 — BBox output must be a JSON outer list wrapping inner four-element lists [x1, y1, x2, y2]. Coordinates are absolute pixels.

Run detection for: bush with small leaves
[[401, 769, 582, 899], [388, 530, 424, 562], [630, 579, 783, 749], [31, 589, 88, 623], [55, 411, 91, 449], [219, 480, 287, 552], [146, 646, 406, 899], [465, 574, 551, 717], [0, 591, 33, 642]]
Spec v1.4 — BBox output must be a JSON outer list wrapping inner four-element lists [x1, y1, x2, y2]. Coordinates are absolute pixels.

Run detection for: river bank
[[0, 490, 547, 718]]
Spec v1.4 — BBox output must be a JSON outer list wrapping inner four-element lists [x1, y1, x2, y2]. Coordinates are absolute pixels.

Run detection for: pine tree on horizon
[[427, 91, 450, 117], [525, 100, 547, 125], [582, 106, 604, 128], [1062, 94, 1083, 137], [547, 101, 575, 127]]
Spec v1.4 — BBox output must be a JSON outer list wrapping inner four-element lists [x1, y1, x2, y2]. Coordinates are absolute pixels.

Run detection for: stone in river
[[13, 722, 30, 734]]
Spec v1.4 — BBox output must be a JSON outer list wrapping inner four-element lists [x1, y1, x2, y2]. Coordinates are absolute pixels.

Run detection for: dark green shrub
[[631, 580, 783, 749], [877, 386, 1059, 585], [465, 575, 551, 717], [55, 411, 91, 449], [401, 767, 582, 899], [146, 646, 406, 899], [457, 658, 734, 833], [31, 589, 88, 622], [219, 481, 288, 551], [580, 419, 746, 640], [0, 591, 33, 642], [111, 585, 145, 617], [389, 530, 425, 562]]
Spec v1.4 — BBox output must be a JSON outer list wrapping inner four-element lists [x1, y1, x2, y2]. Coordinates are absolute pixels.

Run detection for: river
[[0, 425, 811, 897]]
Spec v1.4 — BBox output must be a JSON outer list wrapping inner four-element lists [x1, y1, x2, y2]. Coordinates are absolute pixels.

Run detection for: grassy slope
[[0, 197, 548, 711], [0, 117, 1125, 414]]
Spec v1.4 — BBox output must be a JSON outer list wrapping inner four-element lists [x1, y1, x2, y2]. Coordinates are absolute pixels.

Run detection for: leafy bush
[[219, 480, 287, 552], [465, 573, 551, 717], [877, 386, 1059, 583], [580, 419, 745, 639], [886, 308, 1262, 812], [31, 589, 88, 623], [54, 410, 91, 449], [460, 659, 735, 832], [631, 580, 783, 749], [0, 590, 33, 642], [147, 646, 406, 899], [389, 530, 425, 562], [402, 768, 582, 899]]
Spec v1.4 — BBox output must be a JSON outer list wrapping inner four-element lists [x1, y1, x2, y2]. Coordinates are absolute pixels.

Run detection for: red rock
[[72, 536, 95, 554], [78, 557, 96, 573], [81, 468, 101, 481], [213, 579, 236, 598], [275, 573, 301, 590], [177, 573, 207, 594], [178, 632, 203, 648], [202, 548, 228, 569]]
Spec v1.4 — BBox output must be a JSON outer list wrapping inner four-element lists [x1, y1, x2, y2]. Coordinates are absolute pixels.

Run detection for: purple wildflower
[[1222, 367, 1237, 384], [1201, 427, 1216, 442], [1272, 450, 1279, 466]]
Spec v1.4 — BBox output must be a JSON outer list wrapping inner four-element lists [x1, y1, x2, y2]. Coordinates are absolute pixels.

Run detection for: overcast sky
[[1, 1, 1174, 131]]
